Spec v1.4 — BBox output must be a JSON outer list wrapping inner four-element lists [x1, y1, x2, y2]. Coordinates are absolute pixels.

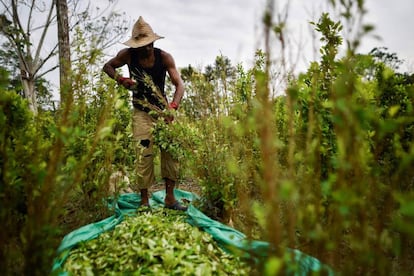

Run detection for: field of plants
[[1, 0, 414, 275]]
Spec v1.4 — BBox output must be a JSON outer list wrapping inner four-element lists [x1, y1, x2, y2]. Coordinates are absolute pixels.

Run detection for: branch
[[33, 43, 58, 77], [37, 64, 59, 79], [33, 0, 55, 68], [0, 0, 13, 18], [94, 12, 118, 49], [27, 0, 35, 35], [31, 13, 57, 32], [11, 0, 31, 72], [68, 1, 90, 32], [11, 0, 29, 44]]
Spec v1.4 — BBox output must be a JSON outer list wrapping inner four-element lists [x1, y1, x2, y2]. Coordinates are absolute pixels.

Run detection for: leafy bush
[[0, 88, 58, 274]]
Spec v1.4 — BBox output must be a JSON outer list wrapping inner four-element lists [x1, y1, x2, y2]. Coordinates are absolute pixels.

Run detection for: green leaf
[[400, 201, 414, 217], [264, 256, 283, 276]]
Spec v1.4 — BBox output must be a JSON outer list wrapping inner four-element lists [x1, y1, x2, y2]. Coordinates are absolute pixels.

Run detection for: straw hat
[[123, 16, 164, 48]]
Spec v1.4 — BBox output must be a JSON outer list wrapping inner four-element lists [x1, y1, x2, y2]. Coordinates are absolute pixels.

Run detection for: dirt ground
[[150, 178, 202, 196], [109, 169, 202, 198]]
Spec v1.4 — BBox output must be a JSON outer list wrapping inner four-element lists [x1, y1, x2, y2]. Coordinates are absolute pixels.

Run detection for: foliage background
[[1, 0, 414, 275]]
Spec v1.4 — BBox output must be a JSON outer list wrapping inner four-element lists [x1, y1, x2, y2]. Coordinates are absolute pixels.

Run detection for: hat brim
[[122, 35, 164, 48]]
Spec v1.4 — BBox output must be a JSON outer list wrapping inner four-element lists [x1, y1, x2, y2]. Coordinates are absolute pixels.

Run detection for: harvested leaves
[[63, 208, 250, 275]]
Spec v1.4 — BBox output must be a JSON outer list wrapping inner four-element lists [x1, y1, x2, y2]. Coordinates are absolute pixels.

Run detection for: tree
[[0, 40, 54, 110], [0, 1, 56, 114], [369, 46, 403, 71], [0, 0, 128, 114]]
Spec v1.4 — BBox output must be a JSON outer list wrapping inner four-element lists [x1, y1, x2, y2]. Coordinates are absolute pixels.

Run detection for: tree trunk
[[55, 0, 72, 102], [21, 76, 38, 115]]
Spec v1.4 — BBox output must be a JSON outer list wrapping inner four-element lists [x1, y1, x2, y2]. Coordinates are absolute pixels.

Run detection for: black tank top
[[128, 47, 167, 112]]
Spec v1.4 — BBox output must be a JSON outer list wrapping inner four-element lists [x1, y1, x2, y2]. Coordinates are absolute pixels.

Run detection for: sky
[[99, 0, 414, 73], [4, 0, 411, 101]]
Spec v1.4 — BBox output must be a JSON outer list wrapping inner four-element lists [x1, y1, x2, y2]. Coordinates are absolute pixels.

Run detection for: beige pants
[[132, 109, 178, 189]]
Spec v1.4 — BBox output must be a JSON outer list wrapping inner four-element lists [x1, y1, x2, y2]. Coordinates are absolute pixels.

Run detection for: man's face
[[137, 42, 154, 58]]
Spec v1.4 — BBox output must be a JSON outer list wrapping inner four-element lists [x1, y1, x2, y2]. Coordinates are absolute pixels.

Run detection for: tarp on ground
[[52, 189, 333, 275]]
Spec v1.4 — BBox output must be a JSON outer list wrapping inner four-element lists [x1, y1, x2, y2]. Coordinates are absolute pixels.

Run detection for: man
[[103, 16, 187, 211]]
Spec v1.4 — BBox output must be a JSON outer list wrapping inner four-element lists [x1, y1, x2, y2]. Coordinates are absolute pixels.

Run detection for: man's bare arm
[[103, 49, 130, 80], [162, 51, 184, 106]]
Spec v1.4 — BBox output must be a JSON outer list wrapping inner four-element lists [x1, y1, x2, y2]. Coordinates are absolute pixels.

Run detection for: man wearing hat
[[103, 16, 187, 211]]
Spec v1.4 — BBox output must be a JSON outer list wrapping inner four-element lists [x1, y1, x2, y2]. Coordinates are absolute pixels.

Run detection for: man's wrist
[[117, 76, 127, 84]]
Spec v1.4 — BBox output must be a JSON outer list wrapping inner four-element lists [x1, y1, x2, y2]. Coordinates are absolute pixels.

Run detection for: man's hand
[[165, 102, 179, 123], [117, 76, 136, 89], [169, 102, 179, 110]]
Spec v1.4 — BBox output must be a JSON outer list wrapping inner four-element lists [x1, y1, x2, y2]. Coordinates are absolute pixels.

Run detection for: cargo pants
[[132, 109, 179, 189]]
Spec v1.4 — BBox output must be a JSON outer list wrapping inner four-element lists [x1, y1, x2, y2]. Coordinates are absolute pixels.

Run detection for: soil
[[149, 178, 202, 196]]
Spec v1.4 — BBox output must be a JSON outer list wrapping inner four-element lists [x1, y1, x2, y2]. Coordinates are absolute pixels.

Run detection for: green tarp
[[52, 189, 333, 275]]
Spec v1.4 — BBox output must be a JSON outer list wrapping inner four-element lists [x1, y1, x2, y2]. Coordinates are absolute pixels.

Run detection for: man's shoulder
[[158, 49, 175, 68], [115, 48, 132, 60], [155, 47, 165, 55], [119, 48, 132, 55], [158, 48, 172, 59]]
